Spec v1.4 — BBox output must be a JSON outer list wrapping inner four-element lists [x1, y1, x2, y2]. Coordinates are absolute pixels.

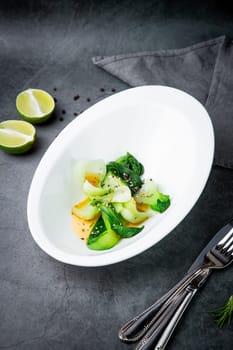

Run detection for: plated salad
[[71, 152, 170, 250]]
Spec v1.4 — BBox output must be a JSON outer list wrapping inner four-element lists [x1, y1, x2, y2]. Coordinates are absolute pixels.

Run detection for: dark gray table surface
[[0, 1, 233, 349]]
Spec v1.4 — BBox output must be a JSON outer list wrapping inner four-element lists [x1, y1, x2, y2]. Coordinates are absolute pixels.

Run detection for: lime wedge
[[16, 88, 55, 124], [0, 120, 36, 154]]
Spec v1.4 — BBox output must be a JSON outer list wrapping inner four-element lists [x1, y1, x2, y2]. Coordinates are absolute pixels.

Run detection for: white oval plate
[[27, 86, 214, 266]]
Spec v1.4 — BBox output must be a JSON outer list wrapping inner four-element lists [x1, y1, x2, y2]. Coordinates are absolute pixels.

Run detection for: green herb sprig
[[212, 295, 233, 327]]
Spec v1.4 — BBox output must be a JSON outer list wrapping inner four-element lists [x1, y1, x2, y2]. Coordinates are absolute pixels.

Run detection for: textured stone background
[[0, 1, 233, 349]]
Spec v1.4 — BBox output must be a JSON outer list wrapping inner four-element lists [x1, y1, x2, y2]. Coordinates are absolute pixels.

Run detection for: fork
[[119, 226, 233, 349], [152, 228, 233, 350]]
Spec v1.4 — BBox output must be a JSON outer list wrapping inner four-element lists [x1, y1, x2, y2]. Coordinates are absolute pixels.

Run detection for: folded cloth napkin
[[93, 36, 233, 169]]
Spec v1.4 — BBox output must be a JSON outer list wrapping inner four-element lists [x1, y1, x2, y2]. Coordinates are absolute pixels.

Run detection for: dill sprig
[[212, 295, 233, 327]]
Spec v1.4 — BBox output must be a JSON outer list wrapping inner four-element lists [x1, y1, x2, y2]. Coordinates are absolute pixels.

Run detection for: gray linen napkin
[[93, 36, 233, 169]]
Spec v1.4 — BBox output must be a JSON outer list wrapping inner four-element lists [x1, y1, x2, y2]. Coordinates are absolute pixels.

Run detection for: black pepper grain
[[62, 109, 66, 114], [100, 88, 105, 92], [86, 97, 91, 102], [53, 87, 57, 91], [59, 117, 64, 122], [73, 95, 80, 101], [74, 112, 78, 116], [111, 88, 116, 92]]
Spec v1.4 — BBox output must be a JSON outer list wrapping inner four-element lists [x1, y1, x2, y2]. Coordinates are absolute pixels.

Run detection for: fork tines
[[216, 227, 233, 257]]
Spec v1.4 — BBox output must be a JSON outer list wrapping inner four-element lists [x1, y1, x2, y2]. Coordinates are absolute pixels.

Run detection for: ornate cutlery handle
[[154, 288, 196, 350], [135, 269, 209, 350], [133, 288, 192, 350], [119, 267, 203, 342], [154, 269, 209, 350]]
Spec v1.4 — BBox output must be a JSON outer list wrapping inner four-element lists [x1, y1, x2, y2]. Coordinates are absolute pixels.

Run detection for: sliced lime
[[16, 88, 55, 124], [0, 120, 36, 154]]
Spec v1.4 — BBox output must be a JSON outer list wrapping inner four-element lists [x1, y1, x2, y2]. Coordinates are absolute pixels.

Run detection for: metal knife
[[119, 218, 233, 343]]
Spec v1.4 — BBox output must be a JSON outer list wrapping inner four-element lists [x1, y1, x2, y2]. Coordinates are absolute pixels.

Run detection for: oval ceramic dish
[[27, 86, 214, 266]]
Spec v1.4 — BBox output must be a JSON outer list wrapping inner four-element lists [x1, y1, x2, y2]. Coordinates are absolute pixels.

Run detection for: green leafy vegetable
[[106, 161, 143, 194], [212, 295, 233, 327], [135, 179, 170, 213], [116, 152, 144, 176], [72, 152, 171, 250], [99, 204, 144, 238], [87, 216, 106, 245], [112, 224, 143, 238], [72, 198, 100, 220], [150, 193, 171, 213], [83, 180, 110, 197], [119, 198, 151, 224], [87, 215, 121, 250]]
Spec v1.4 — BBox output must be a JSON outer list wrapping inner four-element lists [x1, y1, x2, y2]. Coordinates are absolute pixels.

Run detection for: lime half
[[16, 88, 55, 124], [0, 120, 36, 154]]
